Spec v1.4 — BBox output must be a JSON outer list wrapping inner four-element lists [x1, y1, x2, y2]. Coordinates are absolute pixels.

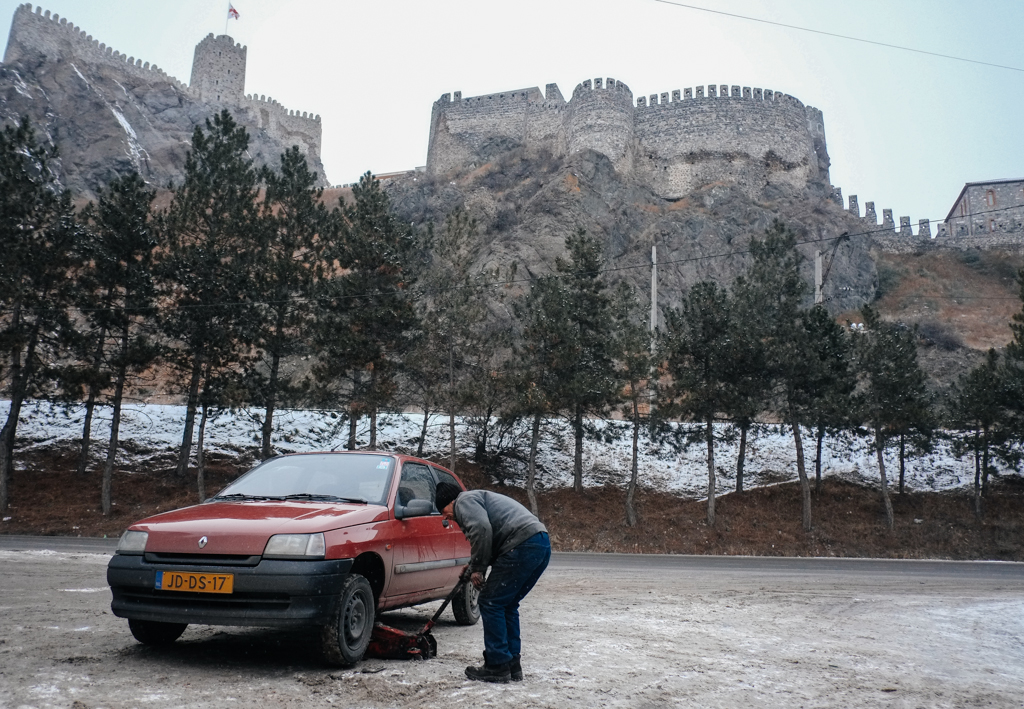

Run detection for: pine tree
[[158, 110, 261, 480], [724, 276, 771, 493], [1003, 265, 1024, 454], [733, 221, 814, 530], [0, 117, 83, 513], [310, 172, 417, 450], [611, 281, 655, 527], [801, 305, 857, 494], [661, 281, 734, 526], [855, 305, 931, 529], [408, 208, 492, 470], [524, 229, 618, 493], [76, 173, 160, 514], [947, 349, 1005, 518], [512, 274, 564, 514], [246, 147, 333, 460]]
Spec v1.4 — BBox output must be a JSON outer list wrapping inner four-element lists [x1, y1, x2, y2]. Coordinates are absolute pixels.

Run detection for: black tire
[[452, 580, 480, 626], [320, 573, 375, 666], [128, 618, 188, 645]]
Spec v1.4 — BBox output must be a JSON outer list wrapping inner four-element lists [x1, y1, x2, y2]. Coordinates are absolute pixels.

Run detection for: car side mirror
[[395, 498, 433, 519]]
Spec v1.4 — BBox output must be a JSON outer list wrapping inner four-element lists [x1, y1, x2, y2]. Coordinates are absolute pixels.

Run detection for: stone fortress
[[427, 78, 831, 202], [427, 79, 1024, 252], [3, 3, 324, 177]]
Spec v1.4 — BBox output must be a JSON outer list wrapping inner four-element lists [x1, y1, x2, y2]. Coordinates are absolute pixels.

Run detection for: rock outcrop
[[388, 146, 878, 315], [0, 4, 326, 200]]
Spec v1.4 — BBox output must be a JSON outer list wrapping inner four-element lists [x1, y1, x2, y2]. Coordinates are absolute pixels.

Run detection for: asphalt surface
[[3, 534, 1023, 580], [2, 535, 1023, 707]]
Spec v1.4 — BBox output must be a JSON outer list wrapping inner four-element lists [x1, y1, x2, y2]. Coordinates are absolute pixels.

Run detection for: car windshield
[[211, 454, 395, 506]]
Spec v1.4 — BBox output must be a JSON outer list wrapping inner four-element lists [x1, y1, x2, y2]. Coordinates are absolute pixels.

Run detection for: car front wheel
[[128, 618, 188, 645], [320, 573, 375, 666], [452, 579, 480, 625]]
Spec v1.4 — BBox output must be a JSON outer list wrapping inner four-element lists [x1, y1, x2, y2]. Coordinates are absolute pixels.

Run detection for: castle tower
[[565, 78, 635, 173], [189, 33, 246, 104]]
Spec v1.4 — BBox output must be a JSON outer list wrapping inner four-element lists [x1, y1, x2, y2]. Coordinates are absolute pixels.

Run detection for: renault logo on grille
[[198, 536, 208, 549]]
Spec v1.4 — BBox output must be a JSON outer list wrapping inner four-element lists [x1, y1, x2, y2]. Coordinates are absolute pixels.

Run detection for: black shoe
[[465, 662, 511, 683], [511, 654, 523, 681]]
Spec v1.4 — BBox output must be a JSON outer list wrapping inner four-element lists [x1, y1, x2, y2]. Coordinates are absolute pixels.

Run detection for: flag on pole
[[228, 4, 240, 20]]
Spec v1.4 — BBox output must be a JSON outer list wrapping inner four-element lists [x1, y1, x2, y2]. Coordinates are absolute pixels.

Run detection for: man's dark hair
[[435, 482, 462, 511]]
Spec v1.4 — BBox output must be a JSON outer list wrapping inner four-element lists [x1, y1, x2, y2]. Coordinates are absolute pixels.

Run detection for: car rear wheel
[[128, 618, 188, 645], [320, 573, 375, 666], [452, 579, 480, 625]]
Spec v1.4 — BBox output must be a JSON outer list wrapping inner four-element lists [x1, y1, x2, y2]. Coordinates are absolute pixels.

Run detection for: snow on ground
[[1, 400, 1016, 497]]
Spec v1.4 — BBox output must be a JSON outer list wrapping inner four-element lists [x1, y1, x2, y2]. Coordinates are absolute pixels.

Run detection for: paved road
[[2, 536, 1023, 707], [4, 534, 1023, 581]]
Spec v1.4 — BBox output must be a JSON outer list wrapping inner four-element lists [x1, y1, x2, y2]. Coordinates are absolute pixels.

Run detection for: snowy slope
[[1, 400, 1012, 497]]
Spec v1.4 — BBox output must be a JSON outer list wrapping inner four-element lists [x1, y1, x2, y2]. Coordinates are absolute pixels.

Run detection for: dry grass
[[868, 250, 1023, 349]]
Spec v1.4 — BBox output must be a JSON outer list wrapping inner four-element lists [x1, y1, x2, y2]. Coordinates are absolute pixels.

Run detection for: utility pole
[[650, 245, 658, 337], [814, 249, 823, 305]]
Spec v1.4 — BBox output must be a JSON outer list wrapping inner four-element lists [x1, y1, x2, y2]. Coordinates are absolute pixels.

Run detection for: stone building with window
[[939, 178, 1024, 240]]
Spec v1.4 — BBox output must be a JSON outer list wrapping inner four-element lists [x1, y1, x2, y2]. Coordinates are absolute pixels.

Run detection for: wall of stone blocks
[[426, 87, 549, 175], [4, 4, 324, 165], [634, 86, 823, 199], [564, 78, 635, 174], [946, 182, 1024, 238], [425, 75, 830, 200], [4, 4, 194, 95], [190, 33, 246, 104]]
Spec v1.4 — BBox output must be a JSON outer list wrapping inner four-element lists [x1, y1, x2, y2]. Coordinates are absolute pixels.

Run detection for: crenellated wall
[[4, 4, 194, 94], [3, 3, 323, 172], [633, 84, 827, 199], [565, 78, 635, 174], [190, 33, 245, 104], [426, 86, 551, 176], [243, 92, 323, 169], [426, 76, 831, 199]]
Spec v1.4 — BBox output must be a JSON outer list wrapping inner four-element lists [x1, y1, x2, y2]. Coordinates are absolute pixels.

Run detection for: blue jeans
[[478, 532, 551, 666]]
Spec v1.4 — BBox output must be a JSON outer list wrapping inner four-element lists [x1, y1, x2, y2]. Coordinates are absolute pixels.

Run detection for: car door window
[[397, 463, 436, 512], [432, 468, 461, 493]]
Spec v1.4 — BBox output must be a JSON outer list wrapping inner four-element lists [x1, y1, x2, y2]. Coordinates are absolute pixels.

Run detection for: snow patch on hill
[[1, 400, 1010, 496]]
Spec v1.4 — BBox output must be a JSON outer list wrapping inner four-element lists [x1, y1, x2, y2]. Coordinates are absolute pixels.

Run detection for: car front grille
[[144, 552, 262, 567]]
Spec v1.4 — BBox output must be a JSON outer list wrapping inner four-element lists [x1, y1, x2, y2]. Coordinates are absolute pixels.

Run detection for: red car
[[106, 452, 479, 665]]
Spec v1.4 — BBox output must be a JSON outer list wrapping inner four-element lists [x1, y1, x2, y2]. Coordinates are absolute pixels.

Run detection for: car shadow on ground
[[110, 606, 463, 671]]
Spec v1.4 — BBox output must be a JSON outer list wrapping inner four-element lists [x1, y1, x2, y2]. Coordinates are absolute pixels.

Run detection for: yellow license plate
[[156, 571, 234, 594]]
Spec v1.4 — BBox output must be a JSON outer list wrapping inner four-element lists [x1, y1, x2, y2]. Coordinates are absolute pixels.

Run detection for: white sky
[[2, 1, 1022, 225]]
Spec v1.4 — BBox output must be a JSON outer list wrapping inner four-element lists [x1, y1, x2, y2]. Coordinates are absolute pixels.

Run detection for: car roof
[[273, 450, 456, 476]]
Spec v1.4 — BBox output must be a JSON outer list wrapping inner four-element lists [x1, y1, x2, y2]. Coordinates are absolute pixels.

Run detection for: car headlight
[[117, 530, 149, 554], [263, 533, 326, 559]]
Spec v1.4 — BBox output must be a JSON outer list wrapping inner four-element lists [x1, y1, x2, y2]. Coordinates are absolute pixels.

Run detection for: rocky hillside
[[0, 41, 326, 201], [387, 146, 878, 315]]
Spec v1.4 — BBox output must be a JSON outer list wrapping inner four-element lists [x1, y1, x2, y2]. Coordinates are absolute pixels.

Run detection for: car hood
[[133, 501, 388, 555]]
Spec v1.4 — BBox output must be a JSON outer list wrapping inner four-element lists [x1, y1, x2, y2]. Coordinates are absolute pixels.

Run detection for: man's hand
[[470, 571, 485, 589]]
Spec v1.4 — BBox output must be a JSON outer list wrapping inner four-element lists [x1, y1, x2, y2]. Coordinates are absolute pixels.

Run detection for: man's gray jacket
[[453, 490, 548, 573]]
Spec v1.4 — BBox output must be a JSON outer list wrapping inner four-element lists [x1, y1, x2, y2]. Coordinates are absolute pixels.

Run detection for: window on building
[[960, 201, 966, 216], [986, 190, 996, 207], [989, 219, 996, 232]]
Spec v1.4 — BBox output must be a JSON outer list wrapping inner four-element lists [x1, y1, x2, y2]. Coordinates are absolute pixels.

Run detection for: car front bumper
[[107, 553, 354, 627]]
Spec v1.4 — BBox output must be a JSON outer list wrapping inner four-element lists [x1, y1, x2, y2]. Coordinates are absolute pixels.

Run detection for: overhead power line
[[652, 0, 1024, 74]]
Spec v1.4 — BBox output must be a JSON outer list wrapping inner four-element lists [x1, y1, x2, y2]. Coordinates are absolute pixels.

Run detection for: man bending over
[[435, 483, 550, 683]]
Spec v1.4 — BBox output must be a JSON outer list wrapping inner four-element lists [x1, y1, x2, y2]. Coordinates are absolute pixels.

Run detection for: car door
[[433, 466, 472, 581], [385, 462, 456, 598]]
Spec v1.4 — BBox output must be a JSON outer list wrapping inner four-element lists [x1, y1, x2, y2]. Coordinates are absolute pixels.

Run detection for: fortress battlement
[[427, 76, 831, 199], [4, 5, 194, 93], [3, 4, 322, 169]]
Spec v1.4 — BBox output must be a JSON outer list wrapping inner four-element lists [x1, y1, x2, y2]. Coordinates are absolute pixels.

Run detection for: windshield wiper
[[278, 493, 367, 504], [208, 493, 275, 502]]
